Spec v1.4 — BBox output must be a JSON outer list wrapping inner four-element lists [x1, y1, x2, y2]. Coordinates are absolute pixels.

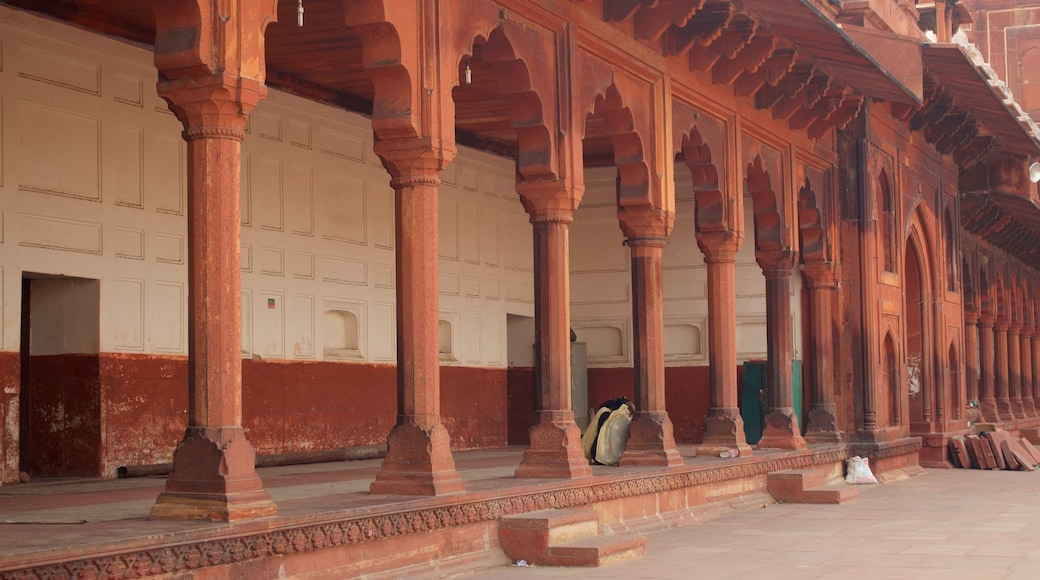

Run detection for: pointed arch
[[905, 224, 934, 427], [883, 331, 900, 426], [944, 207, 956, 291], [797, 177, 826, 263], [879, 169, 896, 273], [586, 84, 653, 212], [681, 126, 726, 233], [949, 342, 962, 421], [451, 20, 559, 181], [343, 0, 421, 140], [748, 155, 785, 255]]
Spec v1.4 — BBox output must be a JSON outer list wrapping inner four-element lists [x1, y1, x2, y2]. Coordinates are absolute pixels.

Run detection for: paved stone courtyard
[[464, 468, 1040, 580]]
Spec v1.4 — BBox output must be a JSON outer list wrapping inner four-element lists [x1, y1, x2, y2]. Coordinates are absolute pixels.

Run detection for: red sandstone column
[[150, 76, 276, 522], [994, 319, 1014, 421], [964, 310, 979, 406], [370, 141, 465, 496], [1010, 320, 1025, 419], [1020, 326, 1035, 418], [619, 235, 683, 467], [803, 262, 841, 443], [756, 251, 807, 450], [696, 237, 752, 457], [1033, 334, 1040, 418], [514, 180, 592, 479], [978, 313, 997, 422]]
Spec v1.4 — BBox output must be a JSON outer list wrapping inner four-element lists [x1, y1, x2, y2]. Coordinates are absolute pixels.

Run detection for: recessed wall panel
[[111, 278, 144, 351], [17, 101, 100, 200], [316, 171, 366, 245], [109, 124, 143, 207]]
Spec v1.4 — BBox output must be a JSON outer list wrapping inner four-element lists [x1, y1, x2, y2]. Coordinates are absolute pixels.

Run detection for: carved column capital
[[964, 308, 979, 326], [802, 261, 839, 289], [516, 179, 579, 224], [374, 138, 456, 185], [757, 248, 798, 275], [696, 230, 742, 262], [158, 74, 266, 139], [619, 207, 674, 241]]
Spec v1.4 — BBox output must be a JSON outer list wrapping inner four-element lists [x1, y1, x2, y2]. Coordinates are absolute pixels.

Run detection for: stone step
[[767, 468, 858, 504], [499, 508, 646, 567], [545, 534, 647, 567], [800, 485, 860, 504]]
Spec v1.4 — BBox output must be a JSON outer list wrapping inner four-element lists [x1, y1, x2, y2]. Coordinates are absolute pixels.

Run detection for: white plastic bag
[[845, 456, 878, 484]]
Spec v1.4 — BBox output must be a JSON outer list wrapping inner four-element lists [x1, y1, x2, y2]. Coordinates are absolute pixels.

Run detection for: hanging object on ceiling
[[464, 60, 472, 85], [297, 0, 304, 27]]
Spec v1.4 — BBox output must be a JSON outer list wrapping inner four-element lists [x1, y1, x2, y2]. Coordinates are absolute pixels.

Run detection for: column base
[[997, 399, 1016, 422], [804, 406, 842, 444], [697, 407, 754, 457], [150, 427, 276, 522], [1013, 401, 1028, 419], [619, 412, 684, 467], [370, 422, 466, 496], [980, 399, 999, 423], [1025, 399, 1039, 418], [515, 413, 592, 479], [756, 409, 807, 450]]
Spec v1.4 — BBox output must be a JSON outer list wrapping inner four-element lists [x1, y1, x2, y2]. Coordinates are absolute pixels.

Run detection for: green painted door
[[741, 359, 803, 445]]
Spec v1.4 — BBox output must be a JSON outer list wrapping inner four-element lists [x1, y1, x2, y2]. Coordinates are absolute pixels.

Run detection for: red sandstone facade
[[0, 0, 1039, 573]]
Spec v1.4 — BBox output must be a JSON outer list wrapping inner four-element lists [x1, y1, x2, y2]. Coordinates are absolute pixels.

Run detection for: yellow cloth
[[594, 405, 632, 466], [581, 408, 610, 461]]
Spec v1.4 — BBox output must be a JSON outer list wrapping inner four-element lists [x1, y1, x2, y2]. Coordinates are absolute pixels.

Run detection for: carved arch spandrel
[[449, 17, 561, 184], [907, 202, 942, 299], [574, 52, 669, 225], [746, 154, 794, 264], [796, 169, 829, 265], [343, 0, 425, 141], [152, 0, 279, 80], [672, 103, 742, 245]]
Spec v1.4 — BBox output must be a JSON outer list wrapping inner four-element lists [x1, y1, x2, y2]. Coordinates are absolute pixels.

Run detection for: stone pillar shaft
[[756, 260, 806, 450], [964, 313, 979, 405], [698, 244, 751, 456], [370, 146, 464, 496], [1020, 331, 1036, 417], [150, 76, 276, 522], [978, 318, 997, 422], [803, 264, 840, 443], [620, 238, 682, 466], [1010, 324, 1025, 418], [995, 322, 1014, 421], [514, 185, 591, 478]]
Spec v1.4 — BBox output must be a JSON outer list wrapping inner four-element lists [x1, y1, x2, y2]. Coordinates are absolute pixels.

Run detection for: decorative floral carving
[[6, 445, 919, 579]]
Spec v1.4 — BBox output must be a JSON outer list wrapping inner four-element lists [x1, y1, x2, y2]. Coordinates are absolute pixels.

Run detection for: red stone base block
[[515, 414, 592, 479], [757, 409, 807, 450], [804, 407, 842, 444], [619, 412, 684, 467], [150, 427, 276, 522], [697, 408, 753, 457], [917, 433, 955, 469], [370, 423, 466, 496], [997, 398, 1015, 422]]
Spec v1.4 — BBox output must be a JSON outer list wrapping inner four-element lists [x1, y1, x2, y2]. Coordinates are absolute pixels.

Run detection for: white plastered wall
[[0, 6, 532, 367], [570, 166, 803, 368]]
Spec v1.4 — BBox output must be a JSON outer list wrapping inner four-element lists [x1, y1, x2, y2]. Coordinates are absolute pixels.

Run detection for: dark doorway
[[19, 274, 102, 477]]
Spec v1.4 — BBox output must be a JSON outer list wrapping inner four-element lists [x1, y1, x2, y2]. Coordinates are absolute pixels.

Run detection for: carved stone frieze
[[6, 445, 907, 579]]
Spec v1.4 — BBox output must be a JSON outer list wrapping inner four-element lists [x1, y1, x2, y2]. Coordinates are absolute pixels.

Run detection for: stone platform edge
[[3, 440, 921, 579]]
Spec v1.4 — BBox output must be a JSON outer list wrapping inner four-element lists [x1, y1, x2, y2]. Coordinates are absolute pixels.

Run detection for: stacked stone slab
[[949, 433, 1040, 471]]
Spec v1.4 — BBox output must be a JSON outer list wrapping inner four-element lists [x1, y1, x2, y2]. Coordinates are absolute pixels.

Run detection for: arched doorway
[[905, 239, 931, 430]]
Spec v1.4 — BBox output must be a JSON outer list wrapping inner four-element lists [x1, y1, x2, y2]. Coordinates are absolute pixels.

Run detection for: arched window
[[880, 171, 896, 273], [884, 332, 900, 426], [945, 208, 956, 291]]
